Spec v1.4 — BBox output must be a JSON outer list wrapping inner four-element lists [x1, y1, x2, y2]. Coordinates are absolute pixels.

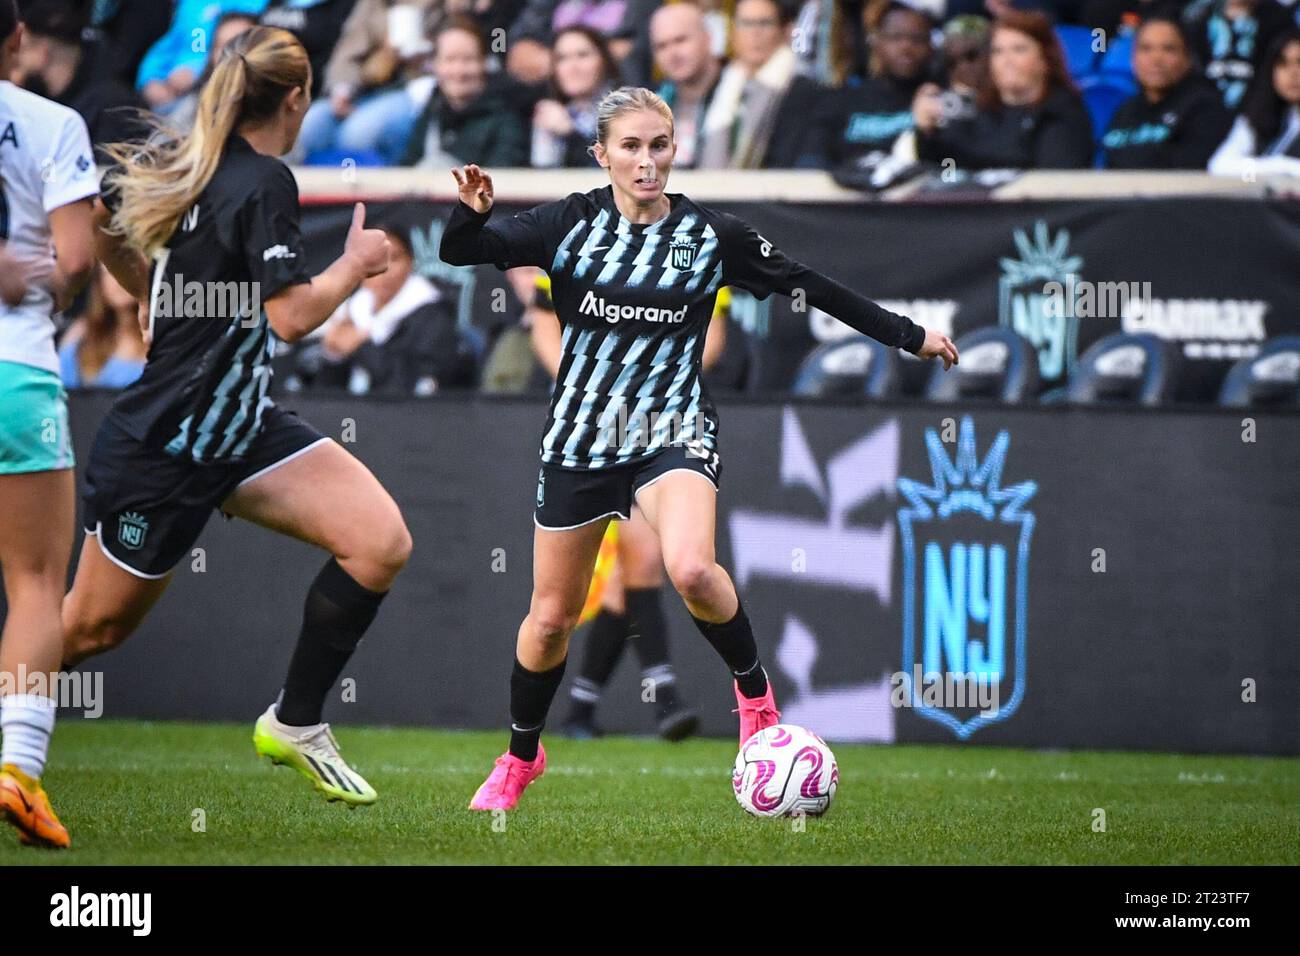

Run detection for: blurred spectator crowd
[[8, 0, 1299, 404], [10, 0, 1300, 176]]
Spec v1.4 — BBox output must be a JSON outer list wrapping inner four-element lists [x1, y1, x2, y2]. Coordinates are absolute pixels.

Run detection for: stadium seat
[[791, 337, 902, 398], [1098, 33, 1135, 79], [303, 148, 388, 168], [1080, 73, 1137, 148], [924, 327, 1040, 403], [1057, 25, 1099, 78], [1217, 336, 1300, 407], [1066, 332, 1181, 406]]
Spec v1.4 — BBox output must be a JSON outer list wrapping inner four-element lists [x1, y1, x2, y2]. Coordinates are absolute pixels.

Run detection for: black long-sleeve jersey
[[101, 134, 312, 462], [442, 185, 925, 470]]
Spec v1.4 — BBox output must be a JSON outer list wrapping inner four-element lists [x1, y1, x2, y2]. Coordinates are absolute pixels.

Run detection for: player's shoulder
[[678, 195, 747, 242], [509, 185, 606, 235], [216, 136, 298, 203], [544, 185, 607, 220], [0, 81, 88, 147]]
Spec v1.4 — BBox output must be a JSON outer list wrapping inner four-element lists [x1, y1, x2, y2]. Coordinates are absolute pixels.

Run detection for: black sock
[[567, 610, 627, 723], [626, 587, 681, 713], [691, 602, 768, 699], [509, 657, 566, 762], [276, 558, 387, 727]]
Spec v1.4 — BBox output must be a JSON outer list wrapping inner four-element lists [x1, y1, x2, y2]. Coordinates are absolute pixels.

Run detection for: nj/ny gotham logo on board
[[998, 220, 1081, 385], [897, 416, 1037, 739]]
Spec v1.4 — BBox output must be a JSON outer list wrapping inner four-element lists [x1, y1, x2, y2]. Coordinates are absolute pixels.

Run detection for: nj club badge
[[896, 416, 1037, 739], [117, 511, 150, 551], [669, 237, 698, 270]]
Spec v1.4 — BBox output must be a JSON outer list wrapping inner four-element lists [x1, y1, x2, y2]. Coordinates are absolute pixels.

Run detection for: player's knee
[[528, 601, 580, 646], [665, 555, 715, 603], [380, 515, 413, 575], [342, 511, 411, 588], [63, 607, 134, 662], [2, 568, 64, 612]]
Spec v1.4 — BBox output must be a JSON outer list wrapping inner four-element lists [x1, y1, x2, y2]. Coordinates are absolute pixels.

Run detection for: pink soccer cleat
[[734, 682, 781, 748], [468, 744, 547, 811]]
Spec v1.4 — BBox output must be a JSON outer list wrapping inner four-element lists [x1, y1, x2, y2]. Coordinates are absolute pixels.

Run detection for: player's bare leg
[[635, 471, 779, 744], [470, 518, 610, 810], [0, 469, 75, 848], [61, 537, 172, 668]]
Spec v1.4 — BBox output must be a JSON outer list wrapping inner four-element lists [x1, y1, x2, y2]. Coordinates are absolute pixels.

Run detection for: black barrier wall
[[56, 394, 1299, 755], [300, 196, 1300, 401]]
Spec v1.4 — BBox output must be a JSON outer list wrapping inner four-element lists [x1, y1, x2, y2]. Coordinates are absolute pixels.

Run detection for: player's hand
[[344, 202, 391, 279], [452, 164, 494, 214], [0, 243, 29, 306], [918, 328, 959, 370]]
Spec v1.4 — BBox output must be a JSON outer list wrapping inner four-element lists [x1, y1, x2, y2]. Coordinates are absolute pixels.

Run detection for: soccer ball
[[732, 724, 838, 818]]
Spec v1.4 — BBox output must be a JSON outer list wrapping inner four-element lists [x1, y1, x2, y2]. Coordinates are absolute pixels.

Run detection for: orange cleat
[[0, 764, 70, 849]]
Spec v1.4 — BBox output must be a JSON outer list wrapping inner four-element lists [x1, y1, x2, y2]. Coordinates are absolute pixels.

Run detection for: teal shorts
[[0, 360, 75, 474]]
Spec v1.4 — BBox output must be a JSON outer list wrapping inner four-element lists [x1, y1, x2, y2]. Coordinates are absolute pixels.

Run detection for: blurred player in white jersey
[[0, 0, 97, 848]]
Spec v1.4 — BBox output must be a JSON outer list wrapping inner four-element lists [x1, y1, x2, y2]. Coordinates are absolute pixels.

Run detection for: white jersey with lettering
[[0, 80, 98, 374]]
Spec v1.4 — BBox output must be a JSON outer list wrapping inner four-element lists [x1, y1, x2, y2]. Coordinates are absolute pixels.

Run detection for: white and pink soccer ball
[[732, 724, 838, 818]]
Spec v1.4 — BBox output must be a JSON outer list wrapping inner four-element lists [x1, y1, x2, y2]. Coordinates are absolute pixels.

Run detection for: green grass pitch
[[4, 720, 1297, 865]]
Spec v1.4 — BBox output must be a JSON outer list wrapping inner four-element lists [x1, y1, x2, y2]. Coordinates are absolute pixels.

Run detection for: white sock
[[1, 694, 57, 778]]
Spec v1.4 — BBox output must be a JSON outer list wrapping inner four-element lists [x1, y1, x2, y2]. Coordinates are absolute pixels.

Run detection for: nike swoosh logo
[[8, 784, 32, 814]]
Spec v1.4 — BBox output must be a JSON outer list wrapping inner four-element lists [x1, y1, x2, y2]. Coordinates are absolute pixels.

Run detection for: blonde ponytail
[[102, 27, 310, 258]]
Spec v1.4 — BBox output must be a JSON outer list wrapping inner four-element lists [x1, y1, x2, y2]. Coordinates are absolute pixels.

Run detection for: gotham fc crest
[[669, 236, 698, 270], [118, 511, 150, 551]]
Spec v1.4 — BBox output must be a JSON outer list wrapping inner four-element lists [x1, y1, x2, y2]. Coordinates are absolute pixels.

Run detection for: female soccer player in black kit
[[442, 87, 959, 811], [59, 27, 411, 806]]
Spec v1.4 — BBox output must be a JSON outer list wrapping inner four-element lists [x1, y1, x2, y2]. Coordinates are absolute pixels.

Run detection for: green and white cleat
[[253, 705, 377, 807]]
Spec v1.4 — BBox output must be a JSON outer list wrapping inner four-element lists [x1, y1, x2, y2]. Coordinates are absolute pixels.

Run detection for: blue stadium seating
[[1218, 336, 1300, 407], [1056, 25, 1099, 78], [1065, 332, 1181, 406], [925, 327, 1040, 403], [1080, 73, 1137, 161], [1098, 33, 1135, 77], [304, 148, 388, 168], [792, 337, 902, 398]]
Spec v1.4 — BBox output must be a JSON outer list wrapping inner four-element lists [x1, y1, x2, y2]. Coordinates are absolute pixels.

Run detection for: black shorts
[[534, 443, 722, 531], [82, 405, 329, 578]]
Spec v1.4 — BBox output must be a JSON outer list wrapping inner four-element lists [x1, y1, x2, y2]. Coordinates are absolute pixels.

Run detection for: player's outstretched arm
[[791, 263, 959, 370], [265, 202, 390, 343], [715, 212, 958, 370]]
